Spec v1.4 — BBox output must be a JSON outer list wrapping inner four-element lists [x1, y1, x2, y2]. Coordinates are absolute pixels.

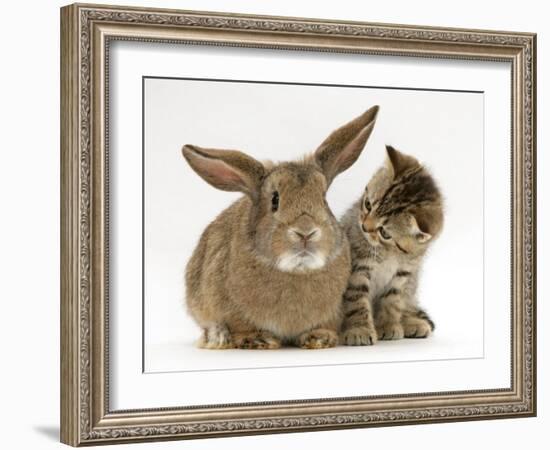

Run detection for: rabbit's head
[[181, 106, 379, 273]]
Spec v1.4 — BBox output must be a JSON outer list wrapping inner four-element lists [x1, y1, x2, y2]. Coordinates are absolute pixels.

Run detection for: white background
[[143, 71, 486, 373], [0, 0, 546, 449]]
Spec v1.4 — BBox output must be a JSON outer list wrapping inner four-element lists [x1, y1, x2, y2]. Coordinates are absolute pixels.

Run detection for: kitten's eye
[[378, 227, 391, 240], [364, 198, 372, 212], [271, 191, 279, 212]]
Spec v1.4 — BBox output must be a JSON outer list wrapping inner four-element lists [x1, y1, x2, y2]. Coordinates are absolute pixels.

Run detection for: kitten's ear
[[410, 206, 443, 243], [414, 228, 432, 244], [314, 105, 379, 186], [386, 146, 420, 178], [410, 214, 432, 243]]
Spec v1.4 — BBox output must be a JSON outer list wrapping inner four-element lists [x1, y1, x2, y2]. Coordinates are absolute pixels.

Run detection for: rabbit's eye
[[378, 227, 391, 240], [271, 191, 279, 212]]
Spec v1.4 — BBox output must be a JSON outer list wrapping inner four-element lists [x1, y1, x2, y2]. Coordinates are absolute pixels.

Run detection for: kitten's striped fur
[[340, 146, 443, 345]]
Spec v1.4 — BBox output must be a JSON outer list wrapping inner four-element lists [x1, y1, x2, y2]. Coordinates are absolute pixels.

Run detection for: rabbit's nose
[[293, 229, 318, 241], [290, 228, 321, 246]]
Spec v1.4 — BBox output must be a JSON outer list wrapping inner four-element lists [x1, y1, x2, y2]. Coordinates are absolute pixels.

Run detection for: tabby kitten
[[340, 145, 443, 345]]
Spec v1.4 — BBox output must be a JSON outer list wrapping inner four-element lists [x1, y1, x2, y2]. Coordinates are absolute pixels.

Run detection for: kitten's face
[[358, 147, 443, 255]]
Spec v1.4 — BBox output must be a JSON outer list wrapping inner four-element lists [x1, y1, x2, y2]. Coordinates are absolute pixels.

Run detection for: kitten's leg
[[402, 308, 435, 338], [340, 268, 377, 346], [375, 288, 405, 340]]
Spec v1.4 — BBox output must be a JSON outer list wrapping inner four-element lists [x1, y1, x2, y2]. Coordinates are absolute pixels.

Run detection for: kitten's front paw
[[298, 329, 338, 349], [403, 319, 432, 338], [376, 323, 404, 340], [234, 331, 281, 349], [340, 326, 378, 346]]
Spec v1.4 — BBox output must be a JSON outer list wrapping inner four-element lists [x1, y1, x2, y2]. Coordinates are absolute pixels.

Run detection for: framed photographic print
[[60, 3, 537, 446]]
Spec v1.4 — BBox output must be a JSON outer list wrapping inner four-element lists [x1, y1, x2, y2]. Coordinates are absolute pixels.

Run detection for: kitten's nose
[[362, 216, 376, 233]]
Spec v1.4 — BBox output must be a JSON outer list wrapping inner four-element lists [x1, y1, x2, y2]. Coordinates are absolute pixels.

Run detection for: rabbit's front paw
[[199, 324, 235, 349], [298, 329, 338, 349], [234, 331, 282, 350], [340, 326, 378, 346]]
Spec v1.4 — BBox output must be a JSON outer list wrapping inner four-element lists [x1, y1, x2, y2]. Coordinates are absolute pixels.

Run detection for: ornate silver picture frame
[[61, 3, 536, 446]]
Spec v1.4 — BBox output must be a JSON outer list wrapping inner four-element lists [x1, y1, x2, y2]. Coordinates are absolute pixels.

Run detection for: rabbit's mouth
[[276, 249, 326, 273]]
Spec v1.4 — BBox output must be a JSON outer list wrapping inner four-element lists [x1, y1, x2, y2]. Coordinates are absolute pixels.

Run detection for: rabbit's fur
[[181, 106, 379, 349]]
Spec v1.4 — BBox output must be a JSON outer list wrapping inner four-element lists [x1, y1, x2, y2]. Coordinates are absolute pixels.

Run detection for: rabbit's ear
[[181, 145, 265, 197], [385, 145, 420, 178], [314, 105, 379, 186]]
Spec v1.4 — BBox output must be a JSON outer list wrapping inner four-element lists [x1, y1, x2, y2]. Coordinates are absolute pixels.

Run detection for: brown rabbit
[[181, 106, 379, 349]]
